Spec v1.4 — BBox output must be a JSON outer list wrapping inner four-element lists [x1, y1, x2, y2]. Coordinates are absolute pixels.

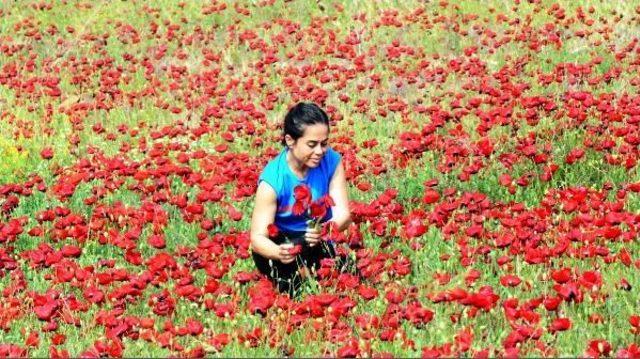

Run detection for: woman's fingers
[[305, 230, 321, 247], [279, 244, 296, 264]]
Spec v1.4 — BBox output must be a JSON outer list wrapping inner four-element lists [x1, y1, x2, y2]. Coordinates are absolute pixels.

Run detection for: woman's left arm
[[328, 159, 352, 231]]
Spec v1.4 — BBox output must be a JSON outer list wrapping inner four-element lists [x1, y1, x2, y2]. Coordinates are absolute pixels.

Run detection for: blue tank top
[[258, 146, 342, 233]]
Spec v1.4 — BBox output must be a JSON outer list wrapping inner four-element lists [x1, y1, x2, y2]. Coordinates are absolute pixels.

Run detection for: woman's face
[[286, 123, 329, 169]]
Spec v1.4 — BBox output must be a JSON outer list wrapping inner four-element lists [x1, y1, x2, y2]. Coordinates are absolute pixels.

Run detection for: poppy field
[[2, 0, 640, 357]]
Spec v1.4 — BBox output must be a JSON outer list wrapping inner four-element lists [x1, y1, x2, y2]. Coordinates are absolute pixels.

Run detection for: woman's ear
[[284, 134, 295, 148]]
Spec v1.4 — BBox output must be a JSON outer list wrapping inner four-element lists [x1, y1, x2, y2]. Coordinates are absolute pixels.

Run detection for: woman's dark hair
[[281, 102, 329, 146]]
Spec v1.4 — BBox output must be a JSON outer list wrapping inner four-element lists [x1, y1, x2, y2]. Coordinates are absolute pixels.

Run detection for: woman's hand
[[278, 243, 297, 264], [305, 225, 322, 248]]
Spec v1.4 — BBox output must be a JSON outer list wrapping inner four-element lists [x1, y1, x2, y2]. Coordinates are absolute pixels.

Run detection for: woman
[[250, 102, 352, 296]]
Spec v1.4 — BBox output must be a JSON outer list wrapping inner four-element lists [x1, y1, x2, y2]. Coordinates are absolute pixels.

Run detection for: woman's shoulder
[[262, 148, 286, 171], [325, 147, 341, 161], [259, 148, 287, 193]]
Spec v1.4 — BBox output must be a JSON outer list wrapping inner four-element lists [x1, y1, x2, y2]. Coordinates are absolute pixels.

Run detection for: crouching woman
[[250, 102, 351, 296]]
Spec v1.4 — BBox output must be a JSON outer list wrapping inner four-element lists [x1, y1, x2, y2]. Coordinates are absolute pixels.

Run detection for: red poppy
[[618, 344, 640, 358], [549, 317, 572, 333], [291, 201, 307, 216], [500, 275, 522, 287], [629, 315, 640, 334], [147, 234, 166, 249], [293, 184, 311, 204], [585, 339, 611, 358], [309, 202, 327, 221], [287, 244, 302, 256], [267, 223, 279, 238], [40, 147, 54, 160], [423, 189, 440, 204]]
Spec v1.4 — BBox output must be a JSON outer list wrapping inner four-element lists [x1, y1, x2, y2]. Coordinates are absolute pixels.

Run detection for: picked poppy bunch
[[291, 184, 335, 231], [266, 184, 335, 256]]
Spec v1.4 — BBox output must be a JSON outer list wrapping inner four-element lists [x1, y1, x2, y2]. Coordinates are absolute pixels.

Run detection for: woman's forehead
[[301, 123, 329, 140]]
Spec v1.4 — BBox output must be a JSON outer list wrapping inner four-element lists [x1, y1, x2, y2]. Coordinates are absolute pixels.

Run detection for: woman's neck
[[286, 150, 308, 178]]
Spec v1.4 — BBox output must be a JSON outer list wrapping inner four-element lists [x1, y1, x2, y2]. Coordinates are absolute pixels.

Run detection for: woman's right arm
[[250, 181, 295, 264]]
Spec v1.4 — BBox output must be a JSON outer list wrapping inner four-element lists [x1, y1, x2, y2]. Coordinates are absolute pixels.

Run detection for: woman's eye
[[308, 142, 327, 149]]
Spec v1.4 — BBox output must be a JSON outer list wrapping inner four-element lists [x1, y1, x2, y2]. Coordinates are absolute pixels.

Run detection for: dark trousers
[[252, 231, 336, 297]]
